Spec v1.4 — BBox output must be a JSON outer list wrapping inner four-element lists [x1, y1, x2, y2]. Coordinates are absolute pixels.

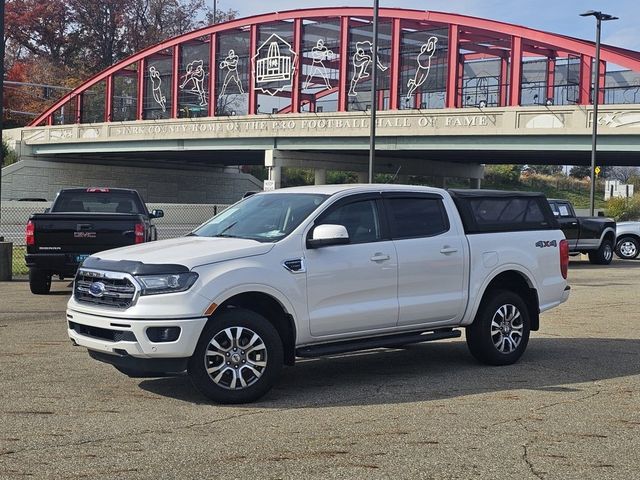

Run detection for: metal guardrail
[[0, 201, 230, 276]]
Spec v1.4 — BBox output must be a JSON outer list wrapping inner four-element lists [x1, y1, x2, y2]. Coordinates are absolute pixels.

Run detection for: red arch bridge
[[4, 7, 640, 200]]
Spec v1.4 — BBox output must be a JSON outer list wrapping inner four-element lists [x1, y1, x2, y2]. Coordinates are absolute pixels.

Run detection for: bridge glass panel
[[52, 98, 77, 125], [553, 55, 580, 105], [112, 63, 138, 122], [399, 22, 448, 110], [459, 30, 510, 108], [217, 29, 250, 116], [81, 80, 106, 123], [347, 18, 392, 112], [462, 58, 501, 107], [256, 21, 294, 115], [604, 67, 640, 104], [144, 49, 173, 120], [301, 19, 341, 113], [521, 58, 548, 105], [178, 39, 210, 118]]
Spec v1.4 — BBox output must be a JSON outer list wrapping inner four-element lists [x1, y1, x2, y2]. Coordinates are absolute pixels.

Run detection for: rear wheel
[[615, 236, 639, 260], [29, 268, 52, 294], [588, 240, 614, 265], [466, 290, 531, 366], [188, 308, 283, 404]]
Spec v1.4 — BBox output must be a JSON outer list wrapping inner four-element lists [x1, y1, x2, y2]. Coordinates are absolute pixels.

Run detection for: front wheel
[[29, 268, 52, 294], [588, 240, 614, 265], [188, 308, 283, 404], [466, 290, 531, 366], [615, 236, 640, 260]]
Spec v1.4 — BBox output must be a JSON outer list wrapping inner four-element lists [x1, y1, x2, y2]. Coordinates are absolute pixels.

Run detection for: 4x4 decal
[[535, 240, 557, 248]]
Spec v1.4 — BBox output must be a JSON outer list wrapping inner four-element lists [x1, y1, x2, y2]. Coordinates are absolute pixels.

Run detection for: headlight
[[136, 272, 199, 296]]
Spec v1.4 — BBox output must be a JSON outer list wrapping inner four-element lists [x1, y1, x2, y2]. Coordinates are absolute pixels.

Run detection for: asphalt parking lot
[[1, 259, 639, 480]]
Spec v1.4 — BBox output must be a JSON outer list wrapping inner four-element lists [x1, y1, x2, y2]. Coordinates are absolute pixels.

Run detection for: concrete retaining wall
[[1, 158, 262, 204]]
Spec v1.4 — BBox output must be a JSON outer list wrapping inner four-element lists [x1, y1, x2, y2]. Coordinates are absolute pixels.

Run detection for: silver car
[[615, 222, 640, 259]]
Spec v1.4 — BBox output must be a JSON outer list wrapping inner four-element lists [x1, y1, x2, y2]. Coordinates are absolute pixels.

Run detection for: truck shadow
[[569, 259, 640, 269], [138, 337, 640, 407]]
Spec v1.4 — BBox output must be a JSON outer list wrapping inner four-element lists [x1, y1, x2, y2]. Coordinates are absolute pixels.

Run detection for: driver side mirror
[[307, 224, 350, 248], [150, 209, 164, 219]]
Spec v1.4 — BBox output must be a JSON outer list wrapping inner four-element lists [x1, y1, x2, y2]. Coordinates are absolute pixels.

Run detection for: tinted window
[[52, 192, 142, 214], [471, 198, 545, 225], [387, 197, 448, 238], [319, 200, 381, 244]]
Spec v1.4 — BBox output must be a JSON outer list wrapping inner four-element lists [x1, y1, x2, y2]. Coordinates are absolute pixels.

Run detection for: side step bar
[[296, 328, 461, 358]]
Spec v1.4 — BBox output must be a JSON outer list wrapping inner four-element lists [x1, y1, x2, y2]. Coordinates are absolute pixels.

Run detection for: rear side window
[[451, 193, 555, 233], [386, 197, 449, 239], [471, 198, 545, 225], [549, 202, 573, 218]]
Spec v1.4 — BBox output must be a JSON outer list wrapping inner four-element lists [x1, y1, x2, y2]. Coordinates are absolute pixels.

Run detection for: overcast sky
[[220, 0, 639, 51]]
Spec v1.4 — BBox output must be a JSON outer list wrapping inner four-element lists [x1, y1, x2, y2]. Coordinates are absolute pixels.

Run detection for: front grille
[[68, 321, 136, 342], [74, 270, 137, 309]]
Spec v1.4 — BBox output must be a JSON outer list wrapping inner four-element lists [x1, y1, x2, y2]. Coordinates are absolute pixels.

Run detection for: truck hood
[[90, 236, 274, 269]]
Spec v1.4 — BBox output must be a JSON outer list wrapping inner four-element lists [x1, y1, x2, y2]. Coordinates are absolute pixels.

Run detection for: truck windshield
[[193, 193, 328, 242]]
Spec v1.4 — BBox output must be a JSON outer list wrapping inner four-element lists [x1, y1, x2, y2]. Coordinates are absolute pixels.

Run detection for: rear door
[[382, 192, 466, 327], [305, 194, 399, 337], [549, 201, 579, 249]]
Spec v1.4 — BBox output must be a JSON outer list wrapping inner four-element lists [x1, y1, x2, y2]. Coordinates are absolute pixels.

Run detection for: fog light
[[146, 327, 181, 343]]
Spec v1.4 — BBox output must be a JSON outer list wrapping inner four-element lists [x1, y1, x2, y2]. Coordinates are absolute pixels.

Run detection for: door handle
[[440, 246, 458, 254], [370, 253, 390, 262]]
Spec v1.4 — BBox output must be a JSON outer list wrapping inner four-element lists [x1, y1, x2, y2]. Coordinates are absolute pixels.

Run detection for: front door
[[305, 196, 399, 337]]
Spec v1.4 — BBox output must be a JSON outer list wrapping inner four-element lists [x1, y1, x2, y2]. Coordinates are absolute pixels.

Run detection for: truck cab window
[[318, 200, 381, 244]]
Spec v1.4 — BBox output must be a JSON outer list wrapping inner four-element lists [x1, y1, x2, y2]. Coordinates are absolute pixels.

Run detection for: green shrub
[[2, 140, 18, 167], [605, 195, 640, 221], [484, 164, 522, 186]]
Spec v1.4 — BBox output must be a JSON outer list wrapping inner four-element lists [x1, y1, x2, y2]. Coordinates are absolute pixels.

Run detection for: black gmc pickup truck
[[547, 199, 616, 265], [25, 188, 163, 294]]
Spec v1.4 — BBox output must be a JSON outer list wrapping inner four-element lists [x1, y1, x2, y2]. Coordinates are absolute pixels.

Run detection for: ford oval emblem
[[89, 282, 106, 297]]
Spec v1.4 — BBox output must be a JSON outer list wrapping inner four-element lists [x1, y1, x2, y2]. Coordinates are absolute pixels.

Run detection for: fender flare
[[460, 264, 538, 327]]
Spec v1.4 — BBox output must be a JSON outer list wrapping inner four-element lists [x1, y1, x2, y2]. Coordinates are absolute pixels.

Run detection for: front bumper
[[66, 308, 208, 359]]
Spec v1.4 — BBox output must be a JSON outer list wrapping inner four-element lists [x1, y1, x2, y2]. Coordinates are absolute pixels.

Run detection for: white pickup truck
[[67, 185, 570, 404]]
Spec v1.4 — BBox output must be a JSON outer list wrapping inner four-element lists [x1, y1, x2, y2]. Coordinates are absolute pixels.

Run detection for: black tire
[[188, 308, 283, 404], [588, 239, 614, 265], [29, 268, 52, 294], [466, 289, 531, 366], [615, 236, 640, 260]]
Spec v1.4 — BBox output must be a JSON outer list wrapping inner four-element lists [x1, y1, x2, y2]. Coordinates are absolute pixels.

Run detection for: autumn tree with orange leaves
[[3, 0, 236, 127]]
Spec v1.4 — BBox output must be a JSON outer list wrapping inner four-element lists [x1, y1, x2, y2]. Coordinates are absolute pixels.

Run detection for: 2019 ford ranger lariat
[[66, 185, 570, 404]]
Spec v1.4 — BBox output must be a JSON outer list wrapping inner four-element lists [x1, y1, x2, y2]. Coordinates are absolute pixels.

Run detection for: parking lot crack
[[522, 443, 545, 480], [0, 409, 276, 457]]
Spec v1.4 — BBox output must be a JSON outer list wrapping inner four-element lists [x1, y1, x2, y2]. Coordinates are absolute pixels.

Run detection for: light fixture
[[545, 98, 554, 106], [478, 100, 487, 108]]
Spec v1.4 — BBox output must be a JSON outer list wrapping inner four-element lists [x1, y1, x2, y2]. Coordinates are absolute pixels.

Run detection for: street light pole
[[368, 0, 380, 183], [213, 0, 217, 24], [580, 10, 618, 216], [0, 0, 5, 239]]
